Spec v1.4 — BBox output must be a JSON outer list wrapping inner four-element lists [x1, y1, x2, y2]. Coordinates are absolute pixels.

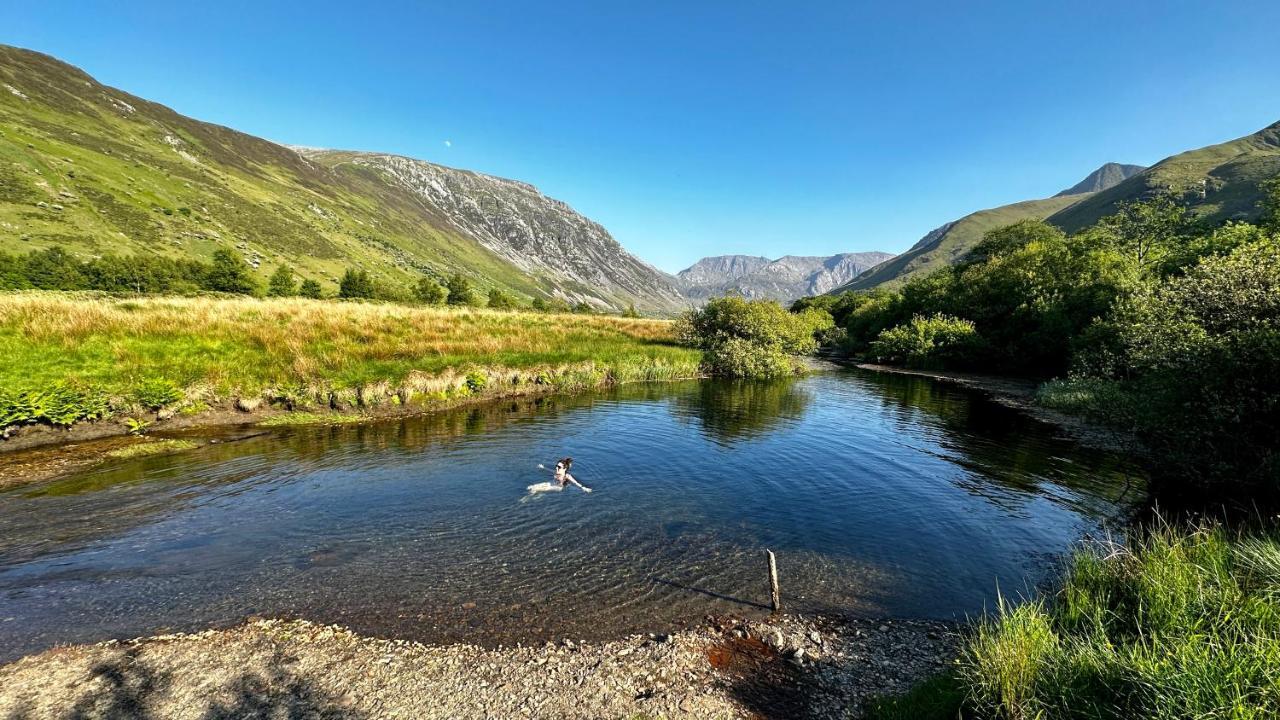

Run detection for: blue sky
[[4, 1, 1279, 273]]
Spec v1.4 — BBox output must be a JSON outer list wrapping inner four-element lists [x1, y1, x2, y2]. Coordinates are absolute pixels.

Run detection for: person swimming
[[552, 457, 591, 492]]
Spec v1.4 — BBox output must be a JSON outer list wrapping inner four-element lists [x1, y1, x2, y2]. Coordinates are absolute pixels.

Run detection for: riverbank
[[0, 292, 702, 457], [853, 363, 1137, 454], [0, 614, 957, 720]]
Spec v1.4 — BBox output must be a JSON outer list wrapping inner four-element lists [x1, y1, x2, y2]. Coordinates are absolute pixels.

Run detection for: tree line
[[0, 246, 639, 316]]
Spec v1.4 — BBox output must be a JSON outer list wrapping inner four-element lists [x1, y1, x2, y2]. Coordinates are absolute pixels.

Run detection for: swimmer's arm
[[564, 473, 592, 492]]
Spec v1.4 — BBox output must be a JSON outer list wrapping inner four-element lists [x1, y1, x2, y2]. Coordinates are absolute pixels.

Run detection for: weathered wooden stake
[[766, 549, 781, 612]]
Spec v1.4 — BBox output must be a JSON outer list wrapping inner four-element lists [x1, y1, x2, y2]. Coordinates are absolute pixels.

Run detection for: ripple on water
[[0, 371, 1142, 660]]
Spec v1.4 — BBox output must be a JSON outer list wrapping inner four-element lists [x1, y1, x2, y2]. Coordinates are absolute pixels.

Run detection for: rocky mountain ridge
[[677, 251, 893, 302]]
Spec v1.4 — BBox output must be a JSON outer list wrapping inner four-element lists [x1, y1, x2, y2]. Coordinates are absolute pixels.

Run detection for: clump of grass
[[105, 438, 198, 459], [877, 521, 1280, 719], [0, 292, 703, 430]]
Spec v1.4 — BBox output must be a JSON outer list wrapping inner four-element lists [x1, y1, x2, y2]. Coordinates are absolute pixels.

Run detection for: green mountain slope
[[1049, 121, 1280, 233], [0, 46, 684, 312], [835, 195, 1088, 292]]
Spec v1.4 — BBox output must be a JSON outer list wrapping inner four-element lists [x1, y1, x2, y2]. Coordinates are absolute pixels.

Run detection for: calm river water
[[0, 369, 1141, 661]]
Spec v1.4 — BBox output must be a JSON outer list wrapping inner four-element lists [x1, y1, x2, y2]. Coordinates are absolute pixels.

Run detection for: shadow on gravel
[[15, 647, 365, 720]]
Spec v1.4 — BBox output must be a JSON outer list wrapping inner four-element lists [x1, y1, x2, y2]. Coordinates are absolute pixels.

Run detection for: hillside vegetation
[[1050, 121, 1280, 233], [0, 293, 699, 433], [0, 45, 682, 313]]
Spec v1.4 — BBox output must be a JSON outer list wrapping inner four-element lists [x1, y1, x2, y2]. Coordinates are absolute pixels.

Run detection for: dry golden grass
[[0, 292, 701, 425]]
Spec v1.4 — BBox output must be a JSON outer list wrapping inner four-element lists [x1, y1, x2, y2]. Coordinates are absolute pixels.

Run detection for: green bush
[[0, 382, 110, 427], [338, 268, 375, 299], [298, 278, 324, 298], [679, 296, 824, 378], [464, 371, 487, 392], [131, 377, 183, 409], [486, 288, 517, 310], [414, 276, 447, 305], [1096, 238, 1280, 491], [445, 274, 478, 306], [869, 314, 984, 369], [266, 265, 297, 297]]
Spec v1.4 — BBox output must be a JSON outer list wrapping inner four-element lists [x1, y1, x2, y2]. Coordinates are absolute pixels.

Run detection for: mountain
[[833, 162, 1145, 292], [0, 45, 685, 312], [1054, 163, 1146, 196], [1049, 121, 1280, 233], [677, 252, 893, 302]]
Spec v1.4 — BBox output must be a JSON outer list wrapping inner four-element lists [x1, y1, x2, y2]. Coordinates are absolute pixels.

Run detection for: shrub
[[680, 297, 823, 378], [266, 265, 296, 297], [1092, 238, 1280, 491], [703, 336, 797, 378], [414, 276, 447, 305], [205, 248, 258, 295], [869, 314, 984, 369], [338, 269, 375, 299], [486, 288, 517, 310], [445, 274, 478, 306], [298, 278, 323, 298], [132, 377, 183, 409], [0, 382, 110, 427]]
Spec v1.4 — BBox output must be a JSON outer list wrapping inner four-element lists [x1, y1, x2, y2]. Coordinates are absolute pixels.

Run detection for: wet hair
[[558, 457, 573, 469]]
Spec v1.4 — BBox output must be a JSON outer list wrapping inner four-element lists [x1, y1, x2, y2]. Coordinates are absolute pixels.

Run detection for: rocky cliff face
[[677, 252, 893, 302], [300, 151, 688, 313]]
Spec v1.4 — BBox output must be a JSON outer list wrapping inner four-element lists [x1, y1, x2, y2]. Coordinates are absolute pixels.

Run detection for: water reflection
[[0, 370, 1143, 661], [671, 378, 812, 445]]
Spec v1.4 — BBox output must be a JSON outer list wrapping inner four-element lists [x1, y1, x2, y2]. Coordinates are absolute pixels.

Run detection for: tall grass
[[872, 522, 1280, 719], [0, 292, 702, 428]]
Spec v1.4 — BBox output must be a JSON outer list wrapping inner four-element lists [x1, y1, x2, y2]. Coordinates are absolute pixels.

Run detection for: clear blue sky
[[4, 1, 1278, 273]]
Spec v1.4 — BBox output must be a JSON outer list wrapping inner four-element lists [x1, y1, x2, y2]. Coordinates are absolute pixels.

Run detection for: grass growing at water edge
[[868, 521, 1280, 719], [0, 292, 702, 431]]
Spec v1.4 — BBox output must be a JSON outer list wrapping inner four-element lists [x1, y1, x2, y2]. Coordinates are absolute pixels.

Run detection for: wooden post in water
[[766, 549, 781, 612]]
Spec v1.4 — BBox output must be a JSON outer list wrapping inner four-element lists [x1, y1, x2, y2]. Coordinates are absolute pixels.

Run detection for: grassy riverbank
[[872, 521, 1280, 719], [0, 292, 701, 437]]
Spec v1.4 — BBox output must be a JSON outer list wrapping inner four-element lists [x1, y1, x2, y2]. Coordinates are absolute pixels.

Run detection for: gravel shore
[[0, 614, 958, 719]]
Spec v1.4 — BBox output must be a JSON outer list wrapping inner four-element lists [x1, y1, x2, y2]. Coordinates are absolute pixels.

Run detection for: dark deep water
[[0, 370, 1142, 661]]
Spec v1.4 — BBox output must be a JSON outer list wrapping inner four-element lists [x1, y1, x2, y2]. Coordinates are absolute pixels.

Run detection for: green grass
[[1050, 121, 1280, 234], [0, 292, 702, 429], [870, 521, 1280, 719]]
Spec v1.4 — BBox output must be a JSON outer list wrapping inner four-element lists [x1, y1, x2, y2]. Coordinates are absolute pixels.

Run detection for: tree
[[267, 265, 296, 297], [205, 248, 257, 294], [414, 276, 447, 305], [1260, 177, 1280, 234], [338, 268, 374, 299], [444, 273, 477, 306], [572, 301, 595, 314], [486, 288, 517, 310], [298, 278, 323, 299], [530, 297, 549, 312], [622, 303, 641, 318], [1096, 195, 1190, 271]]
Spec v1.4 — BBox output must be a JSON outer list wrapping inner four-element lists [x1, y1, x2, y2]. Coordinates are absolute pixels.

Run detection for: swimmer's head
[[557, 457, 573, 470]]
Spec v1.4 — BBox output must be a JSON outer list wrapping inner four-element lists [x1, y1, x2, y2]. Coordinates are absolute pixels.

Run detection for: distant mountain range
[[675, 252, 893, 303], [0, 45, 686, 313], [837, 120, 1280, 293]]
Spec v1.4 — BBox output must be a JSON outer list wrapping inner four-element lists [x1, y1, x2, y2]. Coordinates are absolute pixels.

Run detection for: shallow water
[[0, 370, 1141, 661]]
